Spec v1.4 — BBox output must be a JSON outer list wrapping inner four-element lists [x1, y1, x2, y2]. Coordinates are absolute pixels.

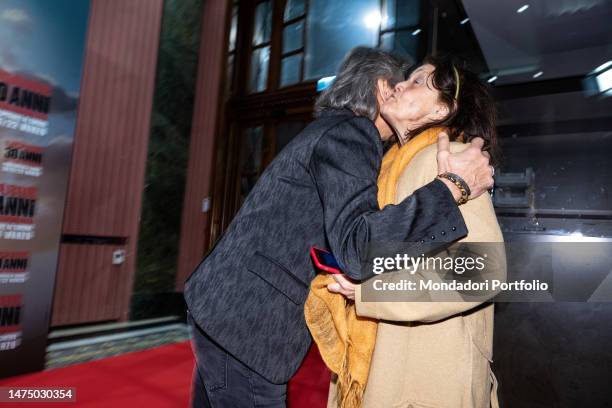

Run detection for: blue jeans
[[188, 311, 287, 407]]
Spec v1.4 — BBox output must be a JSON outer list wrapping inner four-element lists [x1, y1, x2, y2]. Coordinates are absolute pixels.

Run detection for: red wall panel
[[52, 244, 128, 326], [63, 0, 162, 236], [52, 0, 163, 326]]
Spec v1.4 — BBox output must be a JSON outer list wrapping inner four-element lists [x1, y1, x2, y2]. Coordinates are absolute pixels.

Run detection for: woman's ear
[[431, 102, 450, 121]]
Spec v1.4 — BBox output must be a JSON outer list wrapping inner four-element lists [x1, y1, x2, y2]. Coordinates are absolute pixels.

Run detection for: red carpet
[[0, 341, 330, 407], [288, 344, 331, 408]]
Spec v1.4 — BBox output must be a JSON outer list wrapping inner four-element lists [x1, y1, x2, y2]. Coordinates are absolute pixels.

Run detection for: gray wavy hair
[[315, 47, 412, 121]]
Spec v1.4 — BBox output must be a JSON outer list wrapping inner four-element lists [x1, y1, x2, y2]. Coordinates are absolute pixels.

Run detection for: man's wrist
[[437, 172, 470, 205], [439, 178, 462, 202]]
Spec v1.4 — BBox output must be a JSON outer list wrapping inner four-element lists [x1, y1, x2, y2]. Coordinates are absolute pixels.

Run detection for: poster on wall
[[0, 0, 90, 378]]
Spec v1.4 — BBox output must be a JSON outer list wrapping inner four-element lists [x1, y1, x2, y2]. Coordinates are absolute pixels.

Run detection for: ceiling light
[[595, 68, 612, 93], [487, 76, 498, 83], [594, 61, 612, 74], [412, 28, 421, 36], [533, 71, 543, 78], [460, 18, 469, 25], [517, 4, 529, 13]]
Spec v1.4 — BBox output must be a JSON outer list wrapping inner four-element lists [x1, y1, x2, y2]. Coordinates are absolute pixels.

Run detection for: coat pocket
[[246, 251, 308, 305], [277, 175, 315, 189]]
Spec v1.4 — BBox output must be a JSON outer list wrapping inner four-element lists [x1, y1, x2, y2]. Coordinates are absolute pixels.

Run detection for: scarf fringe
[[336, 345, 365, 408]]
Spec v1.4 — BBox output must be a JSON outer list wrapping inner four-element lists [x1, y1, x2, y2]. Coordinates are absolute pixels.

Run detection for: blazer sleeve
[[308, 116, 467, 281], [355, 143, 507, 322]]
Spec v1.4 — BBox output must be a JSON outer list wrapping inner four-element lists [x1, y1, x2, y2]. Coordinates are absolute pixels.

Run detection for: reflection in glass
[[250, 46, 270, 93], [283, 21, 304, 54], [281, 54, 302, 87], [135, 0, 203, 305], [306, 0, 379, 79], [253, 1, 272, 46], [380, 31, 418, 61], [239, 127, 264, 204], [498, 133, 612, 212], [229, 5, 238, 51], [284, 0, 305, 21], [382, 0, 420, 30]]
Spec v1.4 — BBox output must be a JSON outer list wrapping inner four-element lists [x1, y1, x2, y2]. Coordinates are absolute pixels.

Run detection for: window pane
[[305, 0, 379, 79], [280, 54, 302, 87], [239, 127, 264, 204], [382, 0, 420, 30], [249, 46, 270, 93], [380, 30, 418, 61], [253, 1, 272, 46], [284, 0, 305, 21], [283, 20, 304, 54], [229, 6, 238, 51]]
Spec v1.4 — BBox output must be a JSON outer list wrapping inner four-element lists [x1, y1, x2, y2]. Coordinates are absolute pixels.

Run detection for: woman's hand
[[327, 274, 356, 300]]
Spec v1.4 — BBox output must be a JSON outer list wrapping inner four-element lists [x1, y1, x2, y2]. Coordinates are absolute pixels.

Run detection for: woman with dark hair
[[310, 55, 505, 408], [383, 54, 499, 162]]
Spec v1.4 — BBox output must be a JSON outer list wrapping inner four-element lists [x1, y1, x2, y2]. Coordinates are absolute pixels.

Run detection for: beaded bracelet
[[437, 172, 471, 205]]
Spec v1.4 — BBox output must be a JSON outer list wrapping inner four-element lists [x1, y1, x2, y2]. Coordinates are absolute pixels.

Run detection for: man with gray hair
[[184, 47, 494, 407]]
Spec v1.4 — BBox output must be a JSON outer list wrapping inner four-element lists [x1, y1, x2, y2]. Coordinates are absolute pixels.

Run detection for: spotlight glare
[[533, 71, 543, 78], [363, 10, 382, 29], [460, 18, 470, 25], [412, 28, 421, 36], [487, 76, 498, 83]]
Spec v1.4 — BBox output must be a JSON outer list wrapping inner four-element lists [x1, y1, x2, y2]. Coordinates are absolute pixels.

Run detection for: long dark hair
[[407, 54, 500, 166]]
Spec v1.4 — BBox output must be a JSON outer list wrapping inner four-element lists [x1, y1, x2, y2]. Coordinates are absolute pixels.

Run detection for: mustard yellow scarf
[[304, 127, 444, 407]]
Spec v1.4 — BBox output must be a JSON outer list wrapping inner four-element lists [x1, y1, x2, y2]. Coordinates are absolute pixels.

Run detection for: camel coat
[[328, 142, 505, 408]]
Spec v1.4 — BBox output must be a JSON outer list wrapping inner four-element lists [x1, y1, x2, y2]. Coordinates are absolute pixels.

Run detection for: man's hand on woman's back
[[436, 132, 494, 202]]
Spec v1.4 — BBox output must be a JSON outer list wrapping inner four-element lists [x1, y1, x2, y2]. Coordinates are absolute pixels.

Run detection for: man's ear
[[376, 78, 392, 102]]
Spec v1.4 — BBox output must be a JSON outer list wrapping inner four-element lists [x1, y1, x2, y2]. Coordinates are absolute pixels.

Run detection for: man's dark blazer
[[184, 108, 468, 384]]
